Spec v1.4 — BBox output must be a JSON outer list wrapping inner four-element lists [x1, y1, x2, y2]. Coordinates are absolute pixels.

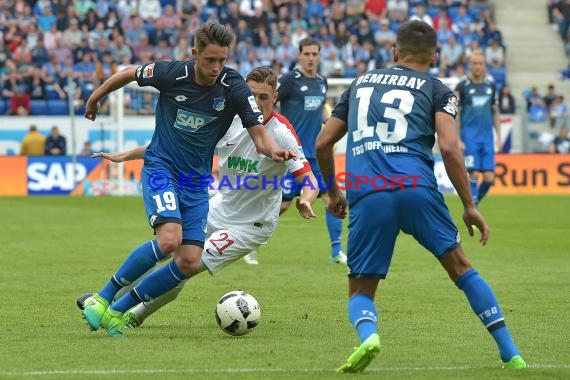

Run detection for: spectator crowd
[[0, 0, 505, 116]]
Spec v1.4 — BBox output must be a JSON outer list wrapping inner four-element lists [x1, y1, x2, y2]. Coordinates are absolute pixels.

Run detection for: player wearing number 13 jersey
[[316, 21, 525, 373]]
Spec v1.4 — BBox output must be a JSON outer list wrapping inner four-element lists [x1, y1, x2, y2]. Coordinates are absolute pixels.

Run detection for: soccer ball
[[215, 291, 260, 336]]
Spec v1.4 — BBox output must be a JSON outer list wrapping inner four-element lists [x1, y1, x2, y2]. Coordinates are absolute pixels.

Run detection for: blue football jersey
[[332, 65, 458, 205], [455, 76, 496, 143], [135, 61, 263, 188], [277, 69, 328, 159]]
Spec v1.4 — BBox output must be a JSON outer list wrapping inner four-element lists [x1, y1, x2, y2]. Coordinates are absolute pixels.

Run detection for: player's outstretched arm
[[294, 171, 319, 219], [85, 66, 138, 121], [316, 116, 348, 219], [436, 112, 490, 245], [246, 124, 297, 162], [91, 145, 147, 163]]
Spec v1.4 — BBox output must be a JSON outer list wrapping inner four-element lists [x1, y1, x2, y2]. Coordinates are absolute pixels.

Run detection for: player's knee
[[157, 235, 182, 255], [483, 172, 495, 183], [440, 246, 473, 282], [174, 255, 201, 277], [155, 224, 183, 254]]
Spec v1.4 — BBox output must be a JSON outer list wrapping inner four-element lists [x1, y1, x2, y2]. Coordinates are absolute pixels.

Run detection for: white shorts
[[201, 220, 271, 274]]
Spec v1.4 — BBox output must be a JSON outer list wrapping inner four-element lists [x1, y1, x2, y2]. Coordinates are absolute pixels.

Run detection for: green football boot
[[122, 311, 143, 328], [503, 355, 527, 369], [82, 293, 109, 331], [338, 333, 381, 373], [101, 309, 125, 337]]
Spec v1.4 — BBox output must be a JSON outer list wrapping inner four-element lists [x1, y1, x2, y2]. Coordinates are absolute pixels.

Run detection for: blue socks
[[325, 209, 342, 257], [348, 294, 378, 343], [477, 181, 492, 203], [456, 269, 520, 362], [99, 240, 165, 303], [111, 259, 187, 313], [469, 179, 479, 205]]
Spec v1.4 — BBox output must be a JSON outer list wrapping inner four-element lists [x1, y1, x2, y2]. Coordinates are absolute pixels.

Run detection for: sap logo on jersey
[[174, 109, 216, 132], [27, 160, 91, 194], [472, 95, 490, 108], [304, 96, 324, 111]]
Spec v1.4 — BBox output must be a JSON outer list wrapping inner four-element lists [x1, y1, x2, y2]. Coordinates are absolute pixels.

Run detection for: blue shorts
[[463, 141, 495, 172], [347, 187, 460, 278], [282, 158, 326, 201], [141, 164, 209, 246]]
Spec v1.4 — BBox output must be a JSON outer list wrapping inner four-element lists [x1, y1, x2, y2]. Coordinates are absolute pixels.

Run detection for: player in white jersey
[[81, 67, 318, 326]]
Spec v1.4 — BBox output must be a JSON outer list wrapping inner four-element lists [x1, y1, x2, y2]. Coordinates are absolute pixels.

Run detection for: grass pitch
[[0, 195, 568, 379]]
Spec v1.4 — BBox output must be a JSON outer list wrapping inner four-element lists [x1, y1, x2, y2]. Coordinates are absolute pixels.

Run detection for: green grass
[[0, 195, 568, 379]]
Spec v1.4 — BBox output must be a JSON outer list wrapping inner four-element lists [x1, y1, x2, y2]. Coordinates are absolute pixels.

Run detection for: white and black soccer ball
[[215, 291, 260, 336]]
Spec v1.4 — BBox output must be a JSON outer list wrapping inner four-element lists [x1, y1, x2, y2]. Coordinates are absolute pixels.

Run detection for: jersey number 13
[[353, 88, 414, 144]]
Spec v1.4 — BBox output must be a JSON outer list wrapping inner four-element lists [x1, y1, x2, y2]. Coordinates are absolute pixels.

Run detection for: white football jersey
[[209, 111, 310, 235]]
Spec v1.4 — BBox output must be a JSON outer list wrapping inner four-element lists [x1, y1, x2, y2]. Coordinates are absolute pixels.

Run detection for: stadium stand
[[1, 0, 506, 116], [493, 0, 570, 152]]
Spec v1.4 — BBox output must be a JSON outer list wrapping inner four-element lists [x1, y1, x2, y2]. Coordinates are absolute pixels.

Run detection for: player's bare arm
[[435, 112, 490, 245], [493, 104, 502, 151], [316, 116, 348, 219], [294, 171, 319, 219], [455, 103, 465, 152], [246, 124, 298, 162], [91, 145, 147, 163], [84, 66, 138, 121]]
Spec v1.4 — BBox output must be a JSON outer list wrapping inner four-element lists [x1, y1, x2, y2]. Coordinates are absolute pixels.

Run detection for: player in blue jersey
[[316, 21, 525, 373], [81, 23, 296, 337], [276, 37, 346, 265], [76, 67, 319, 329], [455, 50, 502, 206]]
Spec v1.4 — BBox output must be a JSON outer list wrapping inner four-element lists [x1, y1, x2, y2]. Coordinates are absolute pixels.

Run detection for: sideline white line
[[0, 364, 569, 377]]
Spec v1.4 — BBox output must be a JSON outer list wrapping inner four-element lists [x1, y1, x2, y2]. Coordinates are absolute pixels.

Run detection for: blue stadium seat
[[427, 6, 440, 18], [46, 99, 69, 115], [344, 67, 358, 78], [30, 99, 49, 115], [448, 7, 460, 19], [45, 85, 61, 100], [489, 66, 507, 91], [469, 6, 483, 18], [0, 100, 6, 115], [75, 104, 86, 116]]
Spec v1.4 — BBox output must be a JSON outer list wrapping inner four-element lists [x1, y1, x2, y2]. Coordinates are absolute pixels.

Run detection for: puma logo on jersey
[[174, 109, 216, 132]]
